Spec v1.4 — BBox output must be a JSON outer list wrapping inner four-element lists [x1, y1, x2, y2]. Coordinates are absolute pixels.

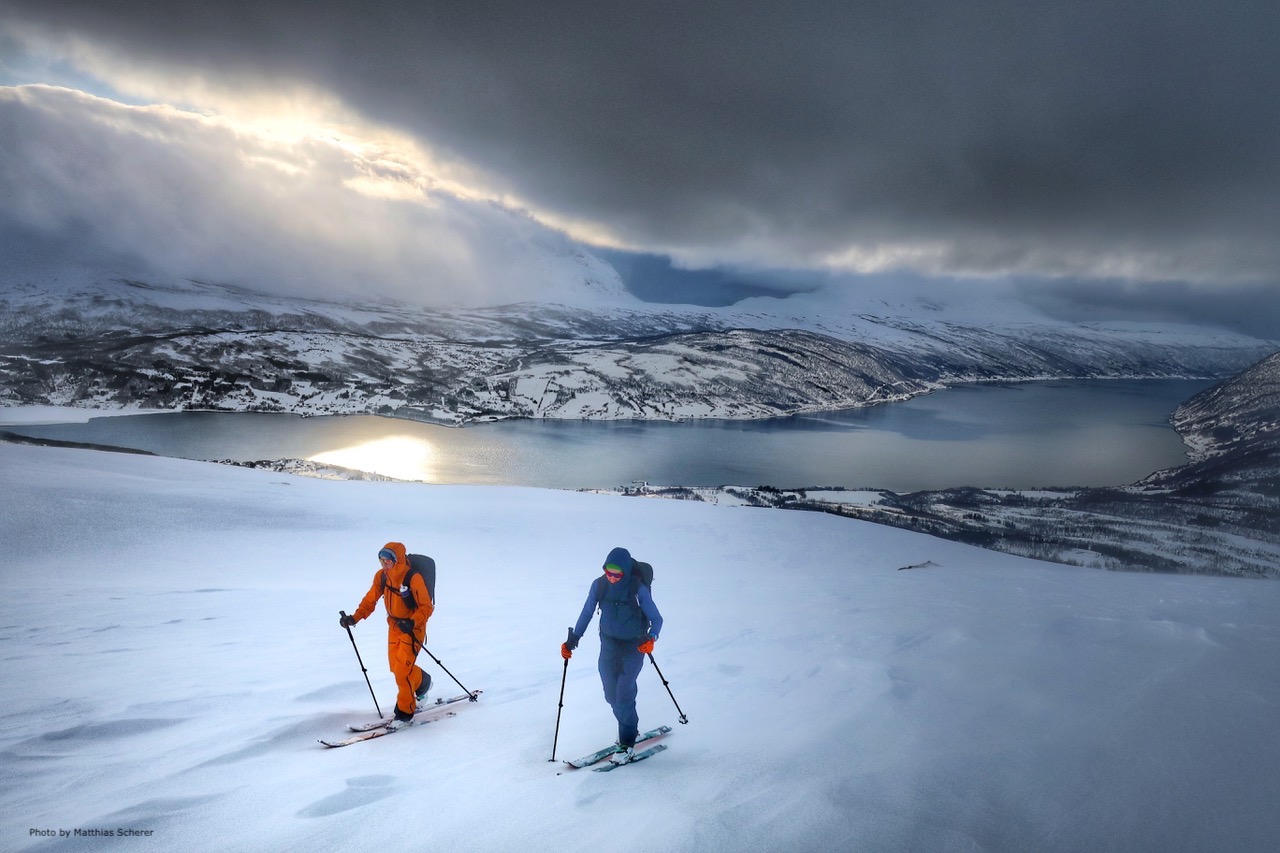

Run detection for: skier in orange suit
[[340, 541, 434, 727]]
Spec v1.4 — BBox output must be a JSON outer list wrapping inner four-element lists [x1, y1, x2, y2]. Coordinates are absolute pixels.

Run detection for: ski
[[320, 712, 456, 748], [562, 725, 672, 769], [592, 743, 668, 772], [347, 690, 482, 732]]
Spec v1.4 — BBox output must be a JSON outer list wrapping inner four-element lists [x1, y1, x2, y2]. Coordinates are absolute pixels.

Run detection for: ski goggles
[[377, 548, 396, 563], [603, 564, 625, 581]]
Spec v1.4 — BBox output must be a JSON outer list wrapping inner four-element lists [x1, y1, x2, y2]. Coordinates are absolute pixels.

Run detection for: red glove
[[560, 643, 574, 660], [637, 637, 655, 654]]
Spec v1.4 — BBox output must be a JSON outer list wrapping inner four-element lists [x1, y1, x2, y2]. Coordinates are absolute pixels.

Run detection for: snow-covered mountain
[[0, 276, 1272, 423], [647, 352, 1280, 577], [1132, 351, 1280, 526], [1171, 351, 1280, 459]]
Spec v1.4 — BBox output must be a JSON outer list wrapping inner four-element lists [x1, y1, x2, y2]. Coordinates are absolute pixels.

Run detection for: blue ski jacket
[[571, 547, 663, 643]]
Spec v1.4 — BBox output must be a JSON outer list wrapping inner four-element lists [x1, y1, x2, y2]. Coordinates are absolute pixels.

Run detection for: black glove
[[339, 613, 356, 628], [564, 632, 579, 652], [395, 618, 416, 635]]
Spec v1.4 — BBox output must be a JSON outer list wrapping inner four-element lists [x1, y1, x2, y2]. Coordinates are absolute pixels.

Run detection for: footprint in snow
[[297, 775, 397, 818]]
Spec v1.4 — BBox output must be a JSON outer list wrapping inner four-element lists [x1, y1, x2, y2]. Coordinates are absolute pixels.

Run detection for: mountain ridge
[[1, 277, 1272, 423]]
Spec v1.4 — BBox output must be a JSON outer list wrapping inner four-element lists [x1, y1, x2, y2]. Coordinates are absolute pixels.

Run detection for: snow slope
[[1, 442, 1278, 852]]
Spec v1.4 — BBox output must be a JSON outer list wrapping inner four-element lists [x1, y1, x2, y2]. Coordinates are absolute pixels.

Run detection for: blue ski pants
[[598, 635, 645, 747]]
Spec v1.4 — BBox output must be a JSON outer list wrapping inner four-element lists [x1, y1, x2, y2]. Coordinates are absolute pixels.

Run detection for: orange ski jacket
[[352, 541, 434, 640]]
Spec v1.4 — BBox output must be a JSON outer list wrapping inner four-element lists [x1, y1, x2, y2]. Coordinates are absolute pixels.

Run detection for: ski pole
[[647, 652, 689, 724], [340, 610, 383, 718], [550, 627, 572, 762], [408, 626, 479, 701]]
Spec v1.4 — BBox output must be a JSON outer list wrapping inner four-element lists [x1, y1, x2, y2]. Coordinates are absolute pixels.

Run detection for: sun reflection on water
[[309, 435, 436, 481]]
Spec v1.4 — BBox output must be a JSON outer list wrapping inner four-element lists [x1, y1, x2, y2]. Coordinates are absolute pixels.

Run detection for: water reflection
[[309, 435, 437, 481], [0, 379, 1215, 491]]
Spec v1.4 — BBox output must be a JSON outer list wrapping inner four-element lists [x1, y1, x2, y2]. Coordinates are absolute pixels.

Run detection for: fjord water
[[1, 379, 1213, 492]]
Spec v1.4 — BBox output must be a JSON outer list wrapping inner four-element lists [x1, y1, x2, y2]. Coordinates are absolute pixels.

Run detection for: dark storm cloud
[[0, 85, 598, 306], [3, 1, 1280, 316], [1017, 278, 1280, 340]]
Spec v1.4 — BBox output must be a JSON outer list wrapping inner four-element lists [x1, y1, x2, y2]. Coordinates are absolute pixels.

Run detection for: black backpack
[[382, 553, 436, 610]]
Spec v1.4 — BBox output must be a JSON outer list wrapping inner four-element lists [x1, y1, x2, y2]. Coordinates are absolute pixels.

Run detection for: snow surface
[[2, 442, 1279, 852]]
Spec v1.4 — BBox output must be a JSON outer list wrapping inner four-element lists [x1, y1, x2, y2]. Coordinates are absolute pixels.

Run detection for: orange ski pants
[[388, 630, 427, 718]]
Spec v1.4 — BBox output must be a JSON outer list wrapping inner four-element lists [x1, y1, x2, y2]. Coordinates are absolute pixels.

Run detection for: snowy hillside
[[2, 441, 1279, 852], [1, 277, 1272, 424], [1171, 351, 1280, 459], [631, 352, 1280, 578]]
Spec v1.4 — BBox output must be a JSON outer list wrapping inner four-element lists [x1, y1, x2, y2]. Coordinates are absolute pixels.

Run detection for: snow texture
[[2, 441, 1279, 852]]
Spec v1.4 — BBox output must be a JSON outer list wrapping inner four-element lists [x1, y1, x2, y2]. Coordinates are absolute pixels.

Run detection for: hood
[[603, 546, 633, 579], [381, 541, 408, 580]]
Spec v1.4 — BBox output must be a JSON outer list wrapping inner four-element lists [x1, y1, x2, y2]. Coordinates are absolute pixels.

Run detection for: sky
[[2, 2, 1279, 334], [3, 440, 1279, 851]]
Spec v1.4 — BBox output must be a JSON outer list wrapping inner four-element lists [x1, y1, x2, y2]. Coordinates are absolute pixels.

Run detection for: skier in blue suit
[[561, 546, 663, 762]]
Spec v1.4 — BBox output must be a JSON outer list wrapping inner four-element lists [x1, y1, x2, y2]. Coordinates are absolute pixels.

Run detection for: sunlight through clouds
[[2, 22, 513, 210], [0, 21, 646, 264], [9, 21, 762, 276], [1, 80, 620, 307], [5, 4, 1278, 332]]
